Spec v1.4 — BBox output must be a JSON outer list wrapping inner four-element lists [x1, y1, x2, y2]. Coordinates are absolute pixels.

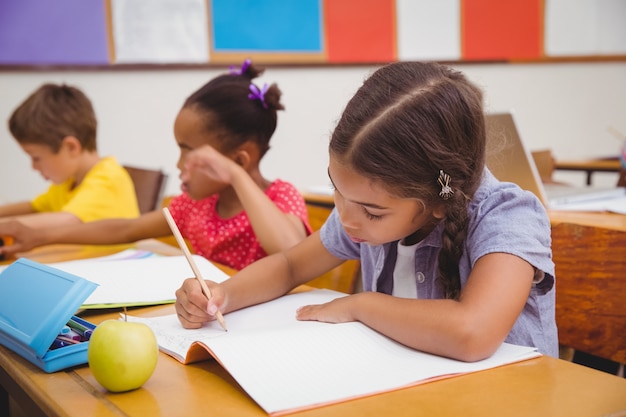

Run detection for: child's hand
[[296, 295, 356, 324], [0, 220, 38, 257], [174, 278, 227, 329], [182, 145, 240, 185]]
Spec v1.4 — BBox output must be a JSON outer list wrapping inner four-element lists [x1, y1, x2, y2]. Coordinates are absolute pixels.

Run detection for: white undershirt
[[392, 240, 419, 299]]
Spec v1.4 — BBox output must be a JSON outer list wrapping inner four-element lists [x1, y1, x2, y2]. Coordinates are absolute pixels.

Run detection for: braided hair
[[329, 62, 486, 300]]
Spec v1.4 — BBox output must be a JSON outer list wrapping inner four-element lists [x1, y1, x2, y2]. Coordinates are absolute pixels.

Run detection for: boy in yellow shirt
[[1, 83, 139, 228]]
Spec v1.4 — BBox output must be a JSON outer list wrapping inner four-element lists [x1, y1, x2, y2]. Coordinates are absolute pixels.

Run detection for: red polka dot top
[[167, 179, 312, 270]]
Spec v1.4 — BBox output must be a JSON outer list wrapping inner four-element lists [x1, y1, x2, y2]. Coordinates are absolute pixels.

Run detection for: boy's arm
[[3, 211, 81, 229], [0, 210, 172, 256], [0, 201, 35, 218]]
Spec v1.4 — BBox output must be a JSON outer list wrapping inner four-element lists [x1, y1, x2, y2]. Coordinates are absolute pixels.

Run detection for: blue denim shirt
[[320, 169, 558, 357]]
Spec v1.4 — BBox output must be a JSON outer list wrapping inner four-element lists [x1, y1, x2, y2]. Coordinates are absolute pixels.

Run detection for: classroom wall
[[1, 61, 625, 204]]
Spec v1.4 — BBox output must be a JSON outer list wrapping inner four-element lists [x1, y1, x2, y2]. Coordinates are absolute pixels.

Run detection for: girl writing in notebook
[[175, 61, 557, 361], [0, 60, 311, 270]]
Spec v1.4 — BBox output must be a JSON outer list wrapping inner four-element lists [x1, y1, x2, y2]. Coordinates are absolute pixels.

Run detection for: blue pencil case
[[0, 258, 98, 373]]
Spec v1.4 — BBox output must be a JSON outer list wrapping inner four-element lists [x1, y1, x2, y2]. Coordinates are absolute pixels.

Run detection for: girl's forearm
[[231, 170, 307, 254], [352, 293, 504, 362], [220, 252, 295, 313]]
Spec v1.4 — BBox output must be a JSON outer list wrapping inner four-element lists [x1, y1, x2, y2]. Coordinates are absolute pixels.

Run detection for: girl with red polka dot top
[[0, 60, 312, 270]]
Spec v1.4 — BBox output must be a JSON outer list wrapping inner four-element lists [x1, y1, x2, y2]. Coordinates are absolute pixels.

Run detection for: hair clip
[[248, 83, 269, 109], [437, 170, 454, 200], [229, 58, 251, 75]]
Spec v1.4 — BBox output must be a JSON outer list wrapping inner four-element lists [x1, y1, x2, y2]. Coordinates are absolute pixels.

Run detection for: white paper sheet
[[24, 252, 229, 308], [111, 0, 210, 64], [549, 196, 626, 214]]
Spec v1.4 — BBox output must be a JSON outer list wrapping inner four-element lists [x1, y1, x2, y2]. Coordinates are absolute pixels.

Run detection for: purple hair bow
[[229, 58, 251, 75], [248, 83, 269, 109]]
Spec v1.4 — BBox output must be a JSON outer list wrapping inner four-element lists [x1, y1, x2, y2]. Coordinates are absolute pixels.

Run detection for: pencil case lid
[[0, 258, 98, 358]]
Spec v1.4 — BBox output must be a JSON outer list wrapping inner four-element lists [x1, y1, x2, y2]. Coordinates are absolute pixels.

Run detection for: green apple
[[88, 319, 158, 392]]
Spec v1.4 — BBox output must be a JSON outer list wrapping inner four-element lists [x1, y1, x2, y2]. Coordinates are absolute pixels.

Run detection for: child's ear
[[232, 148, 251, 167], [233, 141, 259, 168], [432, 205, 447, 220], [60, 136, 83, 155]]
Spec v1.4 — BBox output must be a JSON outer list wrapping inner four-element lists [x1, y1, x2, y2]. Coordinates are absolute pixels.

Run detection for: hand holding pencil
[[162, 207, 227, 331]]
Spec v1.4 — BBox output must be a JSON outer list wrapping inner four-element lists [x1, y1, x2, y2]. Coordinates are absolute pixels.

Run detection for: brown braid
[[437, 189, 471, 299]]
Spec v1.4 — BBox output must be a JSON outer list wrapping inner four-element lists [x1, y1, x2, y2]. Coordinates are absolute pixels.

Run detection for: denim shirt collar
[[374, 222, 443, 294]]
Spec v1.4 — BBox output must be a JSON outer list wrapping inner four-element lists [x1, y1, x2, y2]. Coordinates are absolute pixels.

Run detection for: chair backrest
[[551, 222, 626, 364], [123, 165, 168, 214], [617, 168, 626, 187], [304, 198, 361, 294], [531, 149, 557, 183]]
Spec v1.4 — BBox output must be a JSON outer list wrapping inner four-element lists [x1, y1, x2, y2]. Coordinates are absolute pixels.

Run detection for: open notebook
[[127, 289, 540, 416], [485, 112, 626, 210]]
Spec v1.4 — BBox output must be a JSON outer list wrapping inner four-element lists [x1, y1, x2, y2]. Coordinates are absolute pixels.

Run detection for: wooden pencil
[[162, 207, 227, 331]]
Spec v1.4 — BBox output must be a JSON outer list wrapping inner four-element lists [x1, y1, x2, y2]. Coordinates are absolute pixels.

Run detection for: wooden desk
[[2, 241, 626, 417], [554, 157, 621, 185], [3, 305, 626, 417], [548, 209, 626, 232]]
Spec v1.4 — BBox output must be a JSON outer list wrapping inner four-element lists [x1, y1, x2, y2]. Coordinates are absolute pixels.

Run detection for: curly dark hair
[[183, 60, 284, 157]]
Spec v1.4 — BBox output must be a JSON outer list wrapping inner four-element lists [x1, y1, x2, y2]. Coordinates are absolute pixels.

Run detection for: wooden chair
[[551, 222, 626, 374], [531, 149, 557, 183], [156, 195, 187, 249], [530, 148, 573, 186], [304, 198, 361, 294], [124, 165, 168, 214], [617, 167, 626, 187]]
